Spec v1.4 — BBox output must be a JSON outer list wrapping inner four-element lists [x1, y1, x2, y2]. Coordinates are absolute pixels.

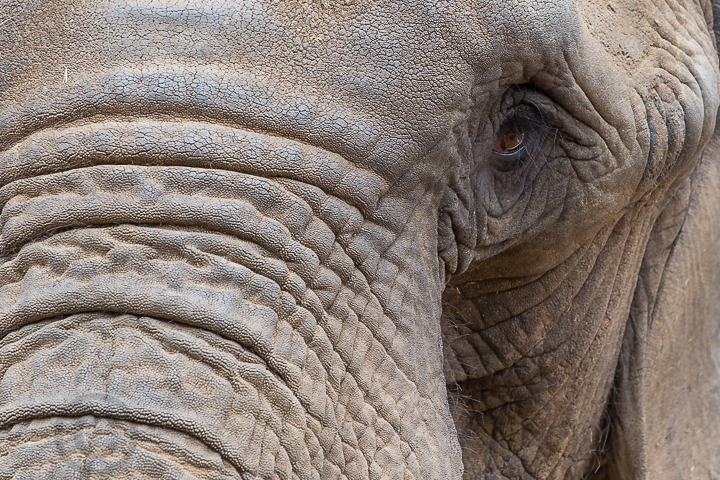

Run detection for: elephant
[[0, 0, 719, 478]]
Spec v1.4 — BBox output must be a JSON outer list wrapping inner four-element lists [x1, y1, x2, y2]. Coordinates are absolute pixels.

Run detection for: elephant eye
[[493, 129, 525, 155], [487, 100, 548, 171]]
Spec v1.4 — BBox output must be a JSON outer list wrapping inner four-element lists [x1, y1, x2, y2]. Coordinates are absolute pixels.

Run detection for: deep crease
[[0, 174, 356, 473], [0, 119, 386, 216], [0, 416, 250, 479], [0, 158, 453, 476], [0, 94, 380, 169], [0, 313, 303, 479], [0, 214, 425, 476], [0, 401, 285, 480], [0, 233, 360, 478]]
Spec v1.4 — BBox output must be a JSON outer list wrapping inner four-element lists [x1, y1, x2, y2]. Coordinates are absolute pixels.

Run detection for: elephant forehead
[[0, 0, 586, 117], [0, 0, 700, 96], [0, 0, 478, 183], [0, 1, 474, 102]]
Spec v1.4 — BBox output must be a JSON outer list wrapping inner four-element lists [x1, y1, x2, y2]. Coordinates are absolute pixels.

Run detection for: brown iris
[[492, 129, 525, 154]]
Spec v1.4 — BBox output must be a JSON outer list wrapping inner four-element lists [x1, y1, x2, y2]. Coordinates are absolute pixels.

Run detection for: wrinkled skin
[[0, 0, 719, 478]]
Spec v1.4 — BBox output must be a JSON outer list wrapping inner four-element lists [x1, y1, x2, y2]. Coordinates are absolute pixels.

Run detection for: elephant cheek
[[0, 122, 462, 479]]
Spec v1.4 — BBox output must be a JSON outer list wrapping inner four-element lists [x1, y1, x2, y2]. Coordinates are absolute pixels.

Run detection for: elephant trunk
[[0, 118, 459, 479]]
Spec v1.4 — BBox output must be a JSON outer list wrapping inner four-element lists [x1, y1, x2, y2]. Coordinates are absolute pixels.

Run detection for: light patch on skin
[[116, 0, 274, 27]]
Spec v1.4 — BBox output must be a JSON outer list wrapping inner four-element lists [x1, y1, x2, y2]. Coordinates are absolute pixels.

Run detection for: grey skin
[[0, 0, 718, 478]]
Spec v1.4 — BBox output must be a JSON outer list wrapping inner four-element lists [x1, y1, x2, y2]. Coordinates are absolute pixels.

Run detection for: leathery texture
[[0, 415, 245, 479], [0, 120, 456, 479]]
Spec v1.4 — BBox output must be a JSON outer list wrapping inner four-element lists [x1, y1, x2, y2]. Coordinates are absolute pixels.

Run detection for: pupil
[[493, 130, 524, 154]]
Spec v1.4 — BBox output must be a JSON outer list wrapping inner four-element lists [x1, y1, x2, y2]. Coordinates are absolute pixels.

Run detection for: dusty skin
[[0, 0, 719, 478]]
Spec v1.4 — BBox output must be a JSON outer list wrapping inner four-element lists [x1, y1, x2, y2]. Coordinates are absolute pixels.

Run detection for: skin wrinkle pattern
[[0, 0, 719, 479]]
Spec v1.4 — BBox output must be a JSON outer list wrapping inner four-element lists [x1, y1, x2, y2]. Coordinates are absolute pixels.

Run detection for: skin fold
[[0, 0, 718, 478]]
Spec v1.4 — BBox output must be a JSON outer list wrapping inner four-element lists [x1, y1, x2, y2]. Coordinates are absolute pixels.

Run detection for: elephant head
[[0, 0, 718, 478]]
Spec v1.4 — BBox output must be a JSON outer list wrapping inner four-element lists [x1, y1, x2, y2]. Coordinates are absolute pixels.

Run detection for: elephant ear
[[601, 108, 720, 477], [600, 6, 720, 476]]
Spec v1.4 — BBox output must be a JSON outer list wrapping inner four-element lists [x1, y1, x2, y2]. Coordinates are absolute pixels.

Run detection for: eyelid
[[493, 144, 526, 156]]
